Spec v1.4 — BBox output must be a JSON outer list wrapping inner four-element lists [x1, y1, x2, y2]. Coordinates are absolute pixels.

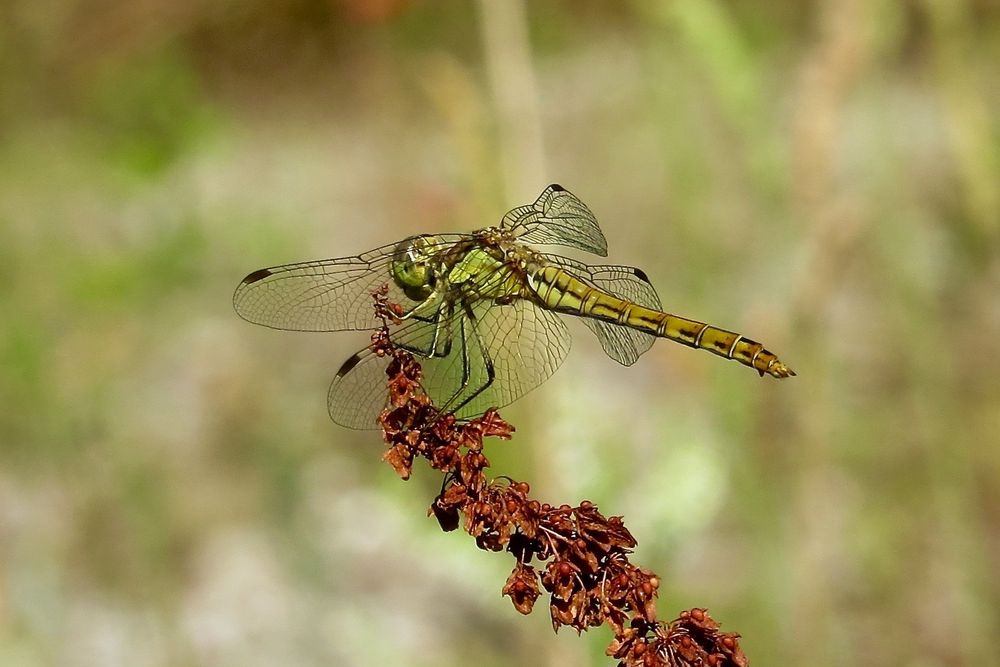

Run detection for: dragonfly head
[[391, 234, 439, 301]]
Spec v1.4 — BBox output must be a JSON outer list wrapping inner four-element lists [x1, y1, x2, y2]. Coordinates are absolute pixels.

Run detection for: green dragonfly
[[234, 184, 794, 429]]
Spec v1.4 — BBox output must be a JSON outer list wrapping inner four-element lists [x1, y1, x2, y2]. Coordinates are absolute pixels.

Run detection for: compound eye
[[391, 235, 436, 301]]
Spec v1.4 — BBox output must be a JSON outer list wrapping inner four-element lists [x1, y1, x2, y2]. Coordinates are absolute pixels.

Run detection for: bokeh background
[[2, 1, 999, 665]]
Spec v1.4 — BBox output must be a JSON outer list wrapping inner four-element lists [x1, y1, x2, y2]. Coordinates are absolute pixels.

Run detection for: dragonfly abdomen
[[531, 266, 794, 379], [650, 313, 794, 378]]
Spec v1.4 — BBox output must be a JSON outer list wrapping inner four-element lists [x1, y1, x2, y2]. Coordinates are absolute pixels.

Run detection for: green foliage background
[[1, 1, 998, 665]]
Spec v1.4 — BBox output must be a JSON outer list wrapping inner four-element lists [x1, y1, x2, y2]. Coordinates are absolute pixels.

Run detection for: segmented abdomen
[[528, 266, 795, 378]]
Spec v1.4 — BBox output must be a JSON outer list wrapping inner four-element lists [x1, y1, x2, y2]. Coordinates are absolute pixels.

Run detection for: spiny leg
[[436, 300, 496, 418], [427, 301, 453, 358], [395, 300, 454, 359], [433, 313, 472, 416], [335, 302, 452, 380]]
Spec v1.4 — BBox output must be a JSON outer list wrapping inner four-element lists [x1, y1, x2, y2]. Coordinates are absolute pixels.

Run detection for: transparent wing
[[233, 234, 468, 332], [327, 293, 572, 430], [427, 297, 571, 420], [327, 315, 454, 429], [541, 254, 662, 366], [501, 184, 608, 257]]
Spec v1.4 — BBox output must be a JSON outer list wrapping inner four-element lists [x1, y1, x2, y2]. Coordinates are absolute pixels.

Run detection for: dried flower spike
[[369, 290, 749, 666]]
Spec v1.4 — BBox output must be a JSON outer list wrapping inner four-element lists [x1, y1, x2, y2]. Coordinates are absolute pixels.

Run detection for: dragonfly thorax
[[390, 234, 439, 301]]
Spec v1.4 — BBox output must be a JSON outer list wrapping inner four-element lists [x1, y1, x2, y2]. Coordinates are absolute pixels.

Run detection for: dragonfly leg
[[437, 301, 495, 418], [398, 290, 444, 323], [427, 302, 452, 358], [391, 301, 454, 360]]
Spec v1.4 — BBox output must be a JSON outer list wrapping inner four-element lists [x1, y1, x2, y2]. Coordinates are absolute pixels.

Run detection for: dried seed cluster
[[369, 288, 748, 667]]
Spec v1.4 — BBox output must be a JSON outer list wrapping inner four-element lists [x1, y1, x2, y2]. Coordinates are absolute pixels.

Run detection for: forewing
[[541, 254, 662, 366], [233, 235, 466, 332], [501, 184, 608, 257]]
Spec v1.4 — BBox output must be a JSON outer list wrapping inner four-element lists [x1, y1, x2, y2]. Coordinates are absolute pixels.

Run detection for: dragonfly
[[234, 184, 794, 429]]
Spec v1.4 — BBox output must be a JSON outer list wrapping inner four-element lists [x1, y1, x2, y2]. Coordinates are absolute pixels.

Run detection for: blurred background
[[2, 1, 999, 665]]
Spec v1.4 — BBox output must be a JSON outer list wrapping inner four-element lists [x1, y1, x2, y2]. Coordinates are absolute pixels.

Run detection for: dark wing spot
[[242, 268, 273, 285], [336, 352, 365, 378], [549, 184, 564, 192], [632, 267, 650, 283]]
